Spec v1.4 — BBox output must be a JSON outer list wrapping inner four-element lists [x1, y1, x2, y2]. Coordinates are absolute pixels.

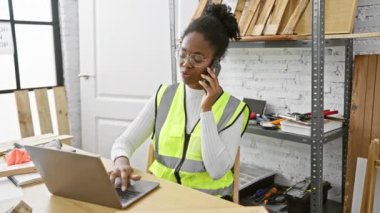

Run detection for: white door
[[78, 0, 172, 170]]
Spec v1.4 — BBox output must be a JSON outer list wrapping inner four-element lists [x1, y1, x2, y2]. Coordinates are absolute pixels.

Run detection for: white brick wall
[[59, 0, 80, 147], [219, 46, 345, 202], [59, 0, 380, 202], [220, 47, 346, 115], [354, 0, 380, 54]]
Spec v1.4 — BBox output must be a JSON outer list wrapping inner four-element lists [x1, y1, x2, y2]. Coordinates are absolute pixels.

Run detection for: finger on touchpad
[[114, 177, 121, 188]]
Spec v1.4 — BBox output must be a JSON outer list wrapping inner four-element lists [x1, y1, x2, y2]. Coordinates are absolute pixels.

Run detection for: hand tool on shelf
[[302, 109, 339, 119], [277, 109, 339, 125], [259, 187, 278, 203]]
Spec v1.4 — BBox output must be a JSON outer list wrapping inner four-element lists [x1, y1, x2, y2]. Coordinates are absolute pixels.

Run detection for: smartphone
[[210, 58, 221, 76], [202, 58, 221, 88]]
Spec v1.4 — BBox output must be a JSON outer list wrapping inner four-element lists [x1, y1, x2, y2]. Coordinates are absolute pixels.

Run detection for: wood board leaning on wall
[[344, 55, 380, 213]]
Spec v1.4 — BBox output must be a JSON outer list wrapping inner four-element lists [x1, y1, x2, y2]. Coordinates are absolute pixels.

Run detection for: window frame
[[0, 0, 63, 94]]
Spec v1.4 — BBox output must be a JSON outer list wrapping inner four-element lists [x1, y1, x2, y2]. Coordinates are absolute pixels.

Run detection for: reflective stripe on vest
[[195, 184, 234, 196], [153, 83, 178, 159], [155, 154, 206, 173]]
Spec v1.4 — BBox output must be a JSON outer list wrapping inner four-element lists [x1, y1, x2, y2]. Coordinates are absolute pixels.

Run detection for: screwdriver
[[259, 187, 278, 203]]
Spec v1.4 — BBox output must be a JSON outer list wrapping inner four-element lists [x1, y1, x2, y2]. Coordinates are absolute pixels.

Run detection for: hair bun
[[205, 3, 240, 41]]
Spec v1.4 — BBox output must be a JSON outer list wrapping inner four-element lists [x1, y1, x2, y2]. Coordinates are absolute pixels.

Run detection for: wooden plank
[[251, 0, 276, 36], [0, 133, 55, 146], [212, 0, 223, 4], [281, 0, 309, 35], [237, 0, 250, 29], [233, 0, 246, 23], [344, 55, 369, 213], [59, 135, 73, 145], [277, 0, 299, 35], [324, 32, 380, 39], [263, 0, 289, 35], [53, 87, 70, 135], [239, 0, 261, 36], [245, 1, 262, 36], [192, 0, 209, 20], [35, 89, 53, 134], [372, 56, 380, 140], [232, 147, 240, 204], [295, 0, 359, 35], [239, 34, 307, 41], [14, 90, 34, 138], [0, 162, 37, 178], [360, 140, 379, 213], [361, 56, 377, 157], [0, 134, 73, 155], [344, 55, 380, 212], [238, 32, 380, 42]]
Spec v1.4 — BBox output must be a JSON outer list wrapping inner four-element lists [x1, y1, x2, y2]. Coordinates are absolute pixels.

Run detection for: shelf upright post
[[311, 0, 325, 212], [169, 0, 177, 84], [342, 38, 353, 206]]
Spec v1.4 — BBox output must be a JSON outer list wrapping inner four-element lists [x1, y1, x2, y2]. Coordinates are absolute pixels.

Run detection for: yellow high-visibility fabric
[[149, 82, 249, 196]]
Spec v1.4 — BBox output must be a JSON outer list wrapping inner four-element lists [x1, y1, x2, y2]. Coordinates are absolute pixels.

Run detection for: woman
[[110, 4, 249, 198]]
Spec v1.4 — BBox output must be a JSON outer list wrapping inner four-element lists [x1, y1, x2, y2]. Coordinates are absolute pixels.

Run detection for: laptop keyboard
[[116, 188, 141, 202]]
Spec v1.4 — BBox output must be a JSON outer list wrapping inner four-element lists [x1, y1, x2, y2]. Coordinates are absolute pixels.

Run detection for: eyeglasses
[[176, 50, 208, 68]]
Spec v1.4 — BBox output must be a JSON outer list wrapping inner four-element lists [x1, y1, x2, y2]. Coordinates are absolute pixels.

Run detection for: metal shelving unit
[[234, 41, 352, 213], [168, 0, 353, 212], [230, 39, 351, 213]]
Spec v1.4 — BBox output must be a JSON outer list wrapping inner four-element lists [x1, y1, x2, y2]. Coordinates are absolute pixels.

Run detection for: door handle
[[78, 74, 95, 79]]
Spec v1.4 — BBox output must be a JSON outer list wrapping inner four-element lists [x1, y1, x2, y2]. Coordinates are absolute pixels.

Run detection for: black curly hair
[[182, 3, 240, 59]]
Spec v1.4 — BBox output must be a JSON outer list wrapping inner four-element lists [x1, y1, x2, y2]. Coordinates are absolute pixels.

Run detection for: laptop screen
[[243, 98, 266, 115]]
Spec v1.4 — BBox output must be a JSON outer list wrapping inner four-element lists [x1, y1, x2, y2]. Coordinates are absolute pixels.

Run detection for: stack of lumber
[[192, 0, 358, 37]]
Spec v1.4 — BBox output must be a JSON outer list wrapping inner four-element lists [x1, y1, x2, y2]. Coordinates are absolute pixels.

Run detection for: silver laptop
[[25, 145, 159, 209]]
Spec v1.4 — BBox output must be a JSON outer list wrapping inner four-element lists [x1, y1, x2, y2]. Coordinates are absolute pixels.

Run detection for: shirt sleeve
[[111, 95, 155, 162], [200, 111, 244, 179]]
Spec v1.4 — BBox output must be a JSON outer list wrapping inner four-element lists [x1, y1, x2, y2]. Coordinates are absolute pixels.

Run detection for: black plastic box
[[285, 181, 332, 213]]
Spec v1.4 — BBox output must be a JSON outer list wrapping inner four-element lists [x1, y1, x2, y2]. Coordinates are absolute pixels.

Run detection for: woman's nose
[[180, 58, 193, 68]]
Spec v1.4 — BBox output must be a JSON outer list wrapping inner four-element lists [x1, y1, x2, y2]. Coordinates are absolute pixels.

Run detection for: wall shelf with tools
[[169, 0, 380, 212]]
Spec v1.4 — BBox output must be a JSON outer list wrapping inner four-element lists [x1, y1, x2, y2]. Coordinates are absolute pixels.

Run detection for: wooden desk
[[0, 148, 267, 212]]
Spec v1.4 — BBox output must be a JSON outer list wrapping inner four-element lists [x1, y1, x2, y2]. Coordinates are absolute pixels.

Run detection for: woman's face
[[179, 32, 215, 89]]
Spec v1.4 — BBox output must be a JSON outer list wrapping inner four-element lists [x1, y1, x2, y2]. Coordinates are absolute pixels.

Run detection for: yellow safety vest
[[149, 82, 250, 197]]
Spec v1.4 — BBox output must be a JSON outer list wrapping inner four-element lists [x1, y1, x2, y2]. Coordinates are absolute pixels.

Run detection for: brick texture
[[59, 0, 81, 147], [219, 46, 345, 202]]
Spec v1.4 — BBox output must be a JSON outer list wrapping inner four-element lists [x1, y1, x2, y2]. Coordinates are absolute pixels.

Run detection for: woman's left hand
[[199, 67, 222, 112]]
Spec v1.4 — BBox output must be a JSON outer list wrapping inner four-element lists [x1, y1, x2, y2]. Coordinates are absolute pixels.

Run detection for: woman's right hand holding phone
[[110, 156, 141, 191], [199, 67, 222, 112]]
